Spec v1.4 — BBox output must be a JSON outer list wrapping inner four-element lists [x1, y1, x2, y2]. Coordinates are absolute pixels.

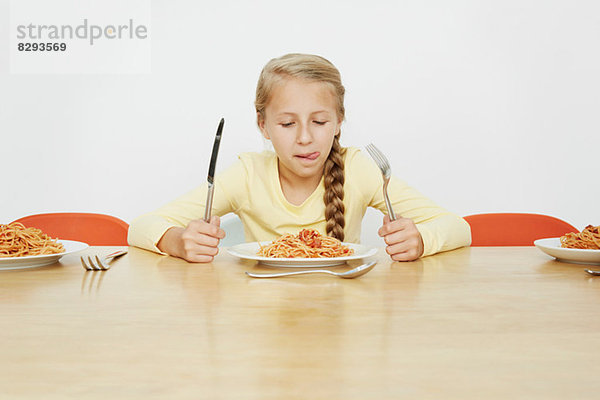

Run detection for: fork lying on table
[[365, 143, 396, 220], [80, 250, 127, 271]]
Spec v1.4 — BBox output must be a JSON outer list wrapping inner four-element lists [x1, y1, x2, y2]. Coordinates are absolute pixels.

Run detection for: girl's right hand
[[158, 216, 226, 263]]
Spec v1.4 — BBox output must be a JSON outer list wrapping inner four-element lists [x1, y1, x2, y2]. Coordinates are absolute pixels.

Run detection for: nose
[[296, 123, 313, 144]]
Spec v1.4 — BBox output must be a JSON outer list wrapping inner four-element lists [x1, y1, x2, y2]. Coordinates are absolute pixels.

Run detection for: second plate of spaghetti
[[227, 241, 378, 267], [534, 238, 600, 266]]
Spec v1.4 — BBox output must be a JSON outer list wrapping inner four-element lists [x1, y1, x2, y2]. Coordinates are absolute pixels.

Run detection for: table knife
[[204, 118, 225, 222]]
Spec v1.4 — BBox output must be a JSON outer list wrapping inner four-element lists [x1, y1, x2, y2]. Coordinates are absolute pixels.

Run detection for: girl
[[128, 53, 471, 262]]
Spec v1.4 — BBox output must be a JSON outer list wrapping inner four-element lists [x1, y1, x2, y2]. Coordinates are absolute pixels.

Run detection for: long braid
[[323, 135, 346, 241]]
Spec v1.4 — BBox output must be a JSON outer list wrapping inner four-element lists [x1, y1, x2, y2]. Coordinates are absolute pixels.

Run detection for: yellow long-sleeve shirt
[[128, 147, 471, 256]]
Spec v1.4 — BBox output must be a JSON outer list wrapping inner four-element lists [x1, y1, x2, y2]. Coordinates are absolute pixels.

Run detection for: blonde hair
[[255, 53, 348, 241]]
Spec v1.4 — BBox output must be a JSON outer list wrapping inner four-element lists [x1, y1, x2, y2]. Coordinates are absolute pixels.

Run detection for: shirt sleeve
[[127, 158, 247, 254], [348, 148, 471, 256]]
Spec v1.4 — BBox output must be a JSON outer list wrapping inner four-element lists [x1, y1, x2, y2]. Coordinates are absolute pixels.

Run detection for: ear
[[257, 112, 270, 140], [334, 115, 343, 137]]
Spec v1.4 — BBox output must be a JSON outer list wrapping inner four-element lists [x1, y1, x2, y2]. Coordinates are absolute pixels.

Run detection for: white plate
[[0, 240, 89, 270], [227, 241, 378, 267], [534, 238, 600, 266]]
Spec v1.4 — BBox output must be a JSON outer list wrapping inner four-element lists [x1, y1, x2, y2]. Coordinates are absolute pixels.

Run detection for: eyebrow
[[276, 110, 331, 117]]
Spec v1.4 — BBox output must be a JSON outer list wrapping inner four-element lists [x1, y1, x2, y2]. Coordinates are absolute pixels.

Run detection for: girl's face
[[258, 77, 341, 184]]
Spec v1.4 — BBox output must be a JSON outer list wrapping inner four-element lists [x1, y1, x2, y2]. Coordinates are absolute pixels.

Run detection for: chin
[[290, 164, 318, 177]]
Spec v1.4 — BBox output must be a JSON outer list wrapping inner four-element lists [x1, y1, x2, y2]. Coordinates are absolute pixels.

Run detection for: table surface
[[1, 245, 599, 399]]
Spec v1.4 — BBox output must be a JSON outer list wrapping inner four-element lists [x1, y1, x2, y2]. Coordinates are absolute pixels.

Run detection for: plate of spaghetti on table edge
[[534, 225, 600, 266], [0, 222, 88, 270], [227, 229, 378, 267]]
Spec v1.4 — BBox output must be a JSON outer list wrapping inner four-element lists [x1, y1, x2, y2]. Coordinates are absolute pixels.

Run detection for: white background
[[1, 0, 598, 245]]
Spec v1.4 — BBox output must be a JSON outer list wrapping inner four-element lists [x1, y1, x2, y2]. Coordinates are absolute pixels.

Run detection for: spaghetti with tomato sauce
[[0, 222, 65, 257], [257, 229, 354, 258], [560, 225, 600, 250]]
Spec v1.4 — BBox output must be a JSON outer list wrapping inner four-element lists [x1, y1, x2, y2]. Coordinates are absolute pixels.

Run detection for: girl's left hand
[[378, 215, 424, 261]]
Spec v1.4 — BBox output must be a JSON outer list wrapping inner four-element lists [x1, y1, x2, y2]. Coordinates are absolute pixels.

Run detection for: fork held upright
[[382, 180, 396, 221], [366, 143, 397, 221]]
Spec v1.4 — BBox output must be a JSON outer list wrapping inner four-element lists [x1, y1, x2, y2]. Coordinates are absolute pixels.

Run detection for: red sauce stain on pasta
[[560, 225, 600, 249]]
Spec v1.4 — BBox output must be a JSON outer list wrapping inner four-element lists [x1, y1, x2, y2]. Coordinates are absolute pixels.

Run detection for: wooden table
[[1, 246, 599, 399]]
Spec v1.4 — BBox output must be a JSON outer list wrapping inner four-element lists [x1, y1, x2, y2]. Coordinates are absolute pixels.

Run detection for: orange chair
[[464, 213, 578, 246], [12, 213, 129, 246]]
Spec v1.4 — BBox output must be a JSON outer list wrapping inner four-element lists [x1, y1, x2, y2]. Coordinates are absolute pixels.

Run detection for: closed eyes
[[280, 121, 328, 128]]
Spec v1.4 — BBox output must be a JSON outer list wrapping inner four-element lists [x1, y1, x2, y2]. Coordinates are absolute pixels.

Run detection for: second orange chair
[[464, 213, 578, 246]]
